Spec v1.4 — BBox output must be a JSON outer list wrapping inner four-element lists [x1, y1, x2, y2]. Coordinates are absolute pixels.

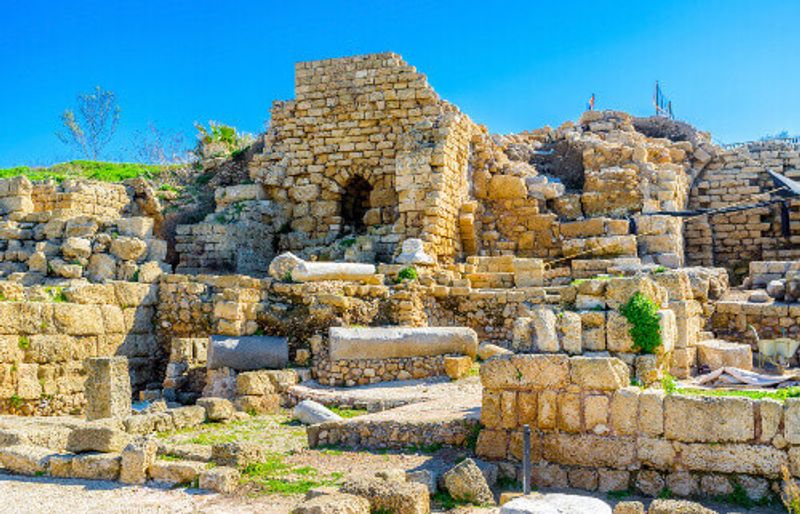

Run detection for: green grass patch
[[327, 406, 368, 419], [0, 160, 178, 183], [677, 386, 800, 402], [241, 455, 341, 496]]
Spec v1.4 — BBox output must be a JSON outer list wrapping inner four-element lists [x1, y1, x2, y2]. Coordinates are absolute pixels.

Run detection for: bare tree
[[57, 86, 121, 160], [134, 123, 191, 164]]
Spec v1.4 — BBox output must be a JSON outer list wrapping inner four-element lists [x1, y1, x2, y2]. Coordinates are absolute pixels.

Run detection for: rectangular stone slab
[[207, 336, 289, 371], [328, 326, 478, 361], [293, 261, 376, 282]]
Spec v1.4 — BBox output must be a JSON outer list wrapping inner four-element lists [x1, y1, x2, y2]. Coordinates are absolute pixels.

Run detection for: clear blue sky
[[1, 0, 799, 167]]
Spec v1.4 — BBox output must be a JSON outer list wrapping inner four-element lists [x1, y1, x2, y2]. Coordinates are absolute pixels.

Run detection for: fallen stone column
[[292, 261, 376, 282], [293, 399, 343, 425], [207, 336, 289, 371], [328, 326, 478, 360]]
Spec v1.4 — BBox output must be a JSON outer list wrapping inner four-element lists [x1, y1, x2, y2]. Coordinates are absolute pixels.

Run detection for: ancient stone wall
[[477, 354, 793, 501], [686, 141, 800, 278], [0, 281, 160, 416], [248, 53, 474, 262]]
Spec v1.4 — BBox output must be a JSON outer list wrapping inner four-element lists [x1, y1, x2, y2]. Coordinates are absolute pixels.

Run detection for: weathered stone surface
[[663, 395, 753, 442], [478, 343, 512, 361], [85, 356, 132, 421], [110, 236, 148, 261], [291, 493, 371, 514], [67, 424, 130, 453], [0, 445, 54, 475], [647, 499, 716, 514], [677, 442, 786, 476], [196, 397, 235, 422], [293, 261, 377, 282], [444, 356, 473, 380], [530, 309, 559, 353], [210, 442, 267, 468], [696, 340, 752, 371], [329, 326, 478, 360], [70, 452, 121, 480], [148, 459, 207, 484], [207, 335, 289, 371], [268, 252, 304, 281], [442, 458, 494, 505], [395, 239, 435, 266], [294, 400, 343, 425], [341, 477, 430, 514], [613, 502, 645, 514], [481, 354, 569, 391], [569, 357, 629, 391], [501, 493, 612, 513], [120, 439, 156, 484], [199, 465, 240, 493], [542, 433, 636, 469]]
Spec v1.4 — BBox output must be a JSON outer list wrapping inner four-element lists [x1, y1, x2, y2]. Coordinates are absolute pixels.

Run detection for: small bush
[[18, 336, 30, 350], [396, 266, 418, 283], [619, 292, 662, 354]]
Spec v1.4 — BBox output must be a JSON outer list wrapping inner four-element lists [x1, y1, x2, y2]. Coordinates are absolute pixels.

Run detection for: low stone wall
[[313, 354, 446, 387], [712, 299, 800, 345], [476, 354, 793, 501]]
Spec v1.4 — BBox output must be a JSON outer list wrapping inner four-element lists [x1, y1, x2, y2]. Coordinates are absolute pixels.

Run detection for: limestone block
[[663, 395, 754, 443], [557, 312, 582, 354], [120, 439, 157, 484], [169, 406, 206, 429], [0, 445, 54, 475], [488, 175, 527, 200], [199, 466, 240, 493], [236, 371, 278, 396], [293, 261, 377, 282], [340, 477, 430, 514], [606, 312, 634, 353], [207, 335, 289, 371], [569, 357, 629, 391], [542, 433, 637, 469], [442, 458, 494, 505], [196, 397, 235, 422], [116, 217, 154, 238], [110, 236, 148, 261], [481, 354, 570, 391], [71, 453, 121, 480], [530, 308, 559, 353], [210, 442, 266, 468], [87, 253, 117, 282], [638, 390, 664, 437], [648, 500, 714, 514], [612, 502, 644, 514], [696, 339, 752, 371], [677, 442, 786, 477], [610, 388, 639, 435], [444, 356, 473, 380], [291, 493, 370, 514], [328, 326, 478, 360], [84, 356, 132, 420], [62, 237, 92, 260], [604, 276, 667, 310], [67, 424, 130, 453], [658, 309, 676, 354], [149, 459, 207, 485]]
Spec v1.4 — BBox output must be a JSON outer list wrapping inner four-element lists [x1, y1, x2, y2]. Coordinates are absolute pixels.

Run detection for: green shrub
[[661, 372, 677, 395], [396, 266, 418, 283], [18, 336, 30, 350], [619, 292, 662, 354]]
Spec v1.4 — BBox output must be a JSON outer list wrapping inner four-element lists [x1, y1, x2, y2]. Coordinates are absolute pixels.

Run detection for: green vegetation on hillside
[[0, 160, 178, 183]]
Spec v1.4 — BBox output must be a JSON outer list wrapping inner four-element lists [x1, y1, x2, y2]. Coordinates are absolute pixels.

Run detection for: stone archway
[[340, 176, 373, 235]]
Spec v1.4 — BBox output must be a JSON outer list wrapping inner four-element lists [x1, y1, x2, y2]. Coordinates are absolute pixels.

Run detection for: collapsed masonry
[[0, 52, 799, 500]]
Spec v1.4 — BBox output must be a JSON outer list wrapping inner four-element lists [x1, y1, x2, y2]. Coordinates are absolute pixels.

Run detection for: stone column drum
[[85, 356, 132, 421]]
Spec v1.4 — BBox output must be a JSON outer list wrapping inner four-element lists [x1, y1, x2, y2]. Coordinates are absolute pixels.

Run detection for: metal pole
[[522, 424, 531, 495]]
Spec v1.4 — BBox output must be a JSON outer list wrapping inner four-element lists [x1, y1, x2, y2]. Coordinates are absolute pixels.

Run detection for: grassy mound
[[0, 160, 179, 183]]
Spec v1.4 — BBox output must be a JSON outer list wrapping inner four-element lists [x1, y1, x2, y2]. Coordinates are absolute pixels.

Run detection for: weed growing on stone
[[396, 266, 418, 283], [677, 386, 800, 402], [619, 292, 661, 354], [17, 336, 29, 350]]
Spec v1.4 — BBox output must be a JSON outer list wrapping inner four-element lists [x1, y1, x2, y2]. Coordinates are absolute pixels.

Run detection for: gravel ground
[[0, 473, 287, 514]]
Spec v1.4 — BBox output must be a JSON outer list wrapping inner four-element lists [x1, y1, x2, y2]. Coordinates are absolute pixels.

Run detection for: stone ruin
[[1, 52, 800, 505]]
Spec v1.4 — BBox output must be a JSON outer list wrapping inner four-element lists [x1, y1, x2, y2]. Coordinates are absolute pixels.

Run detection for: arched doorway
[[340, 176, 373, 235]]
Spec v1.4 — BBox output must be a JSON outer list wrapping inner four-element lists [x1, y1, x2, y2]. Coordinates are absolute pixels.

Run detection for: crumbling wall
[[477, 354, 792, 501], [0, 281, 160, 416], [686, 141, 800, 279], [249, 53, 473, 261]]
